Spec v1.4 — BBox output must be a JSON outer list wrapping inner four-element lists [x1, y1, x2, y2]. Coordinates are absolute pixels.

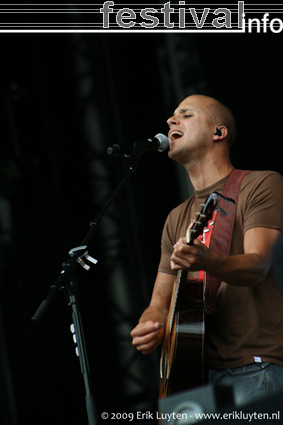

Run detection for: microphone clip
[[68, 245, 98, 271]]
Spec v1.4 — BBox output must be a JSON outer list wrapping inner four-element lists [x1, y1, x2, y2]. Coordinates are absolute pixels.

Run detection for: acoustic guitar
[[159, 192, 221, 398]]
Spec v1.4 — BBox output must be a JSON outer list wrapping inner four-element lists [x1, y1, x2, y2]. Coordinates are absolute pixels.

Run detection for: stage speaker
[[159, 384, 234, 424]]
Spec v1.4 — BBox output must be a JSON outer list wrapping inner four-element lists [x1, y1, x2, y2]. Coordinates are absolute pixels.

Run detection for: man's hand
[[131, 321, 164, 355], [170, 238, 209, 271], [130, 272, 174, 354]]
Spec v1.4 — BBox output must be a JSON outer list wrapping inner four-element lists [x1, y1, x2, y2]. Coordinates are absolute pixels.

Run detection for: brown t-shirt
[[158, 170, 283, 368]]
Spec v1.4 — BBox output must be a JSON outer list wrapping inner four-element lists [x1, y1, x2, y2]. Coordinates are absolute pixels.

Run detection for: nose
[[167, 114, 180, 127]]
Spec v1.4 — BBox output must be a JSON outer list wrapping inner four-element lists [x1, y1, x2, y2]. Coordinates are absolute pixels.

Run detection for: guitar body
[[159, 192, 223, 399], [159, 277, 205, 398], [159, 191, 234, 399]]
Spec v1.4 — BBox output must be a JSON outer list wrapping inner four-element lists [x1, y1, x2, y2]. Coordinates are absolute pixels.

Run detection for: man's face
[[167, 95, 216, 162]]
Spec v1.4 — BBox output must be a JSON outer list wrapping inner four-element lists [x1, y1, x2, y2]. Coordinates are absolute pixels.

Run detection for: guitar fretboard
[[169, 269, 185, 333]]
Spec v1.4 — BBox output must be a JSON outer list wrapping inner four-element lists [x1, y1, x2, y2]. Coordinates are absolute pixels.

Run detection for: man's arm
[[171, 227, 281, 287], [130, 271, 175, 354]]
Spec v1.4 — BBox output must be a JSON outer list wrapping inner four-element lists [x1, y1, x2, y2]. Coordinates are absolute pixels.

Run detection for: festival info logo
[[1, 2, 283, 32]]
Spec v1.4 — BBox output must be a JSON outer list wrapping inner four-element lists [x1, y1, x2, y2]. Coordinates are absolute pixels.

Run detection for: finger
[[170, 251, 195, 270], [176, 243, 199, 256], [135, 330, 163, 354], [173, 237, 186, 248], [132, 327, 161, 347], [170, 260, 182, 270], [131, 321, 161, 338], [138, 344, 157, 355]]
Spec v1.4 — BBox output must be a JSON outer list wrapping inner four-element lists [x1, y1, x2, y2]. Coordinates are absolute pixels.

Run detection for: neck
[[184, 159, 235, 191]]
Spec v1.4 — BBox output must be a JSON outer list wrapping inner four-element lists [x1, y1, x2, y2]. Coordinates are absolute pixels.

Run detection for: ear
[[213, 125, 228, 141]]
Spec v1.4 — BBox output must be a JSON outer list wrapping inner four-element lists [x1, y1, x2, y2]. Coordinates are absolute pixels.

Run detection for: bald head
[[182, 95, 237, 147]]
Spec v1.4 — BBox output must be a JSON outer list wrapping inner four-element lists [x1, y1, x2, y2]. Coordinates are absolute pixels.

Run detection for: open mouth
[[169, 130, 184, 142]]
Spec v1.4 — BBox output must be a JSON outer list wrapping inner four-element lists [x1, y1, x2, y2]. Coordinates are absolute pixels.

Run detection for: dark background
[[0, 32, 282, 425]]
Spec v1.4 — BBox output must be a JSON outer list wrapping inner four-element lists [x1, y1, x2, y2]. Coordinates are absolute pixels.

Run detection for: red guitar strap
[[204, 169, 251, 314]]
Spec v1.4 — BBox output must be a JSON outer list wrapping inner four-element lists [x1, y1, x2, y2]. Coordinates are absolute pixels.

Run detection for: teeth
[[170, 131, 183, 140]]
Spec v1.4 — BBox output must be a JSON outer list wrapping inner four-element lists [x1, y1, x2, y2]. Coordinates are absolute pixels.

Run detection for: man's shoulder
[[239, 169, 283, 210], [241, 169, 283, 188]]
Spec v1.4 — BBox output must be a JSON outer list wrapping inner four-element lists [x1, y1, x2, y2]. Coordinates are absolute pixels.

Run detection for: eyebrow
[[173, 107, 194, 115]]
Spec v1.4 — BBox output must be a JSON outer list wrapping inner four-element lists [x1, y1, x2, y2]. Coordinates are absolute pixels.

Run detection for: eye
[[184, 115, 192, 118]]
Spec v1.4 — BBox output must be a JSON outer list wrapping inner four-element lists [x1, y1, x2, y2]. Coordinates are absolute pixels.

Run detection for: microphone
[[107, 133, 169, 157]]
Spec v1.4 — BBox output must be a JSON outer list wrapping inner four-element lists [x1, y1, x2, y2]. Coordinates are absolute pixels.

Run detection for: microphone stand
[[32, 155, 140, 425]]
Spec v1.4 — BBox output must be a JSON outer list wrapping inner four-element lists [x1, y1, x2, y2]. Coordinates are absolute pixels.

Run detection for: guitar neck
[[169, 269, 187, 333]]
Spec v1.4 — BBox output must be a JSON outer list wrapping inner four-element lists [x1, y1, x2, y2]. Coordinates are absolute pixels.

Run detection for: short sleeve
[[242, 171, 283, 233], [158, 211, 177, 275]]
